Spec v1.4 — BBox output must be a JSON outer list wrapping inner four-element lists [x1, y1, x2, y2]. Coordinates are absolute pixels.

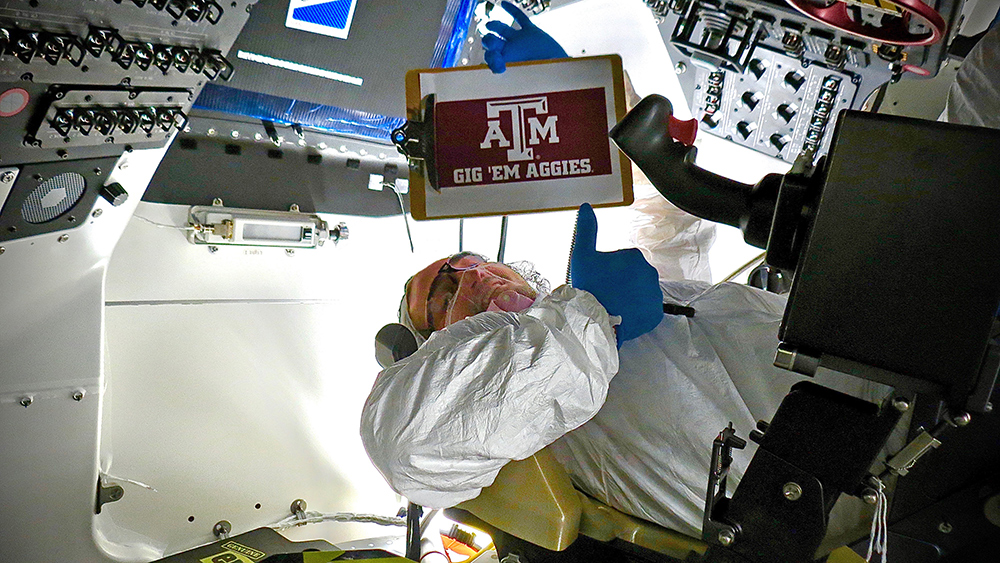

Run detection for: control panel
[[647, 0, 963, 161], [0, 0, 253, 241]]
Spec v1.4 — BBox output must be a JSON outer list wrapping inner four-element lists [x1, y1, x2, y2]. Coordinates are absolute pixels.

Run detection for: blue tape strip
[[194, 0, 476, 141], [432, 0, 478, 68], [193, 84, 405, 142]]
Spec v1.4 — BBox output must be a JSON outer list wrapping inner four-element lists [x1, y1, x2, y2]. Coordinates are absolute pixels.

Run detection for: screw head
[[938, 521, 953, 534], [72, 390, 85, 401], [675, 61, 687, 74], [863, 488, 879, 505], [92, 208, 103, 218], [208, 245, 219, 254], [893, 397, 910, 412], [285, 248, 295, 256], [212, 198, 223, 206], [984, 402, 993, 413], [0, 246, 5, 255], [20, 396, 32, 407], [718, 528, 736, 546], [0, 171, 15, 183], [57, 234, 69, 243], [783, 482, 803, 501], [954, 412, 971, 426]]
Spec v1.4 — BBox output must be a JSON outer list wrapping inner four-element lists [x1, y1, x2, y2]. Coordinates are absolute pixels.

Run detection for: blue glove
[[570, 203, 663, 346], [482, 1, 569, 74]]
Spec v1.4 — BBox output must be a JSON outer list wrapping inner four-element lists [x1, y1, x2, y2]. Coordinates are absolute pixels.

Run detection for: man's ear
[[374, 323, 420, 368]]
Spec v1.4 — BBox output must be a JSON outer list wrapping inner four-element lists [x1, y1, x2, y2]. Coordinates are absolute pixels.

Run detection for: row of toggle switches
[[0, 25, 234, 80], [49, 106, 187, 138], [112, 0, 225, 25]]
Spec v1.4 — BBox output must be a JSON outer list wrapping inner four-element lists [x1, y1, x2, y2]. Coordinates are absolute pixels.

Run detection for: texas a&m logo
[[479, 96, 559, 162], [434, 88, 613, 188]]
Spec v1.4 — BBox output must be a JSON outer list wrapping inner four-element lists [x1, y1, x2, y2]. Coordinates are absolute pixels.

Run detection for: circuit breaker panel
[[0, 0, 252, 242], [646, 0, 963, 161]]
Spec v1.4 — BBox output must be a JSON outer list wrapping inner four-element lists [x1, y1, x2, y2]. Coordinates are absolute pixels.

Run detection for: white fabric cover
[[629, 181, 716, 284], [548, 280, 887, 538], [946, 25, 1000, 128], [361, 286, 619, 508]]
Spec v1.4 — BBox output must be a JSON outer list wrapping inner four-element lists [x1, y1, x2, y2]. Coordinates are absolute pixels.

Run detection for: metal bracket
[[391, 94, 439, 191], [95, 478, 124, 514], [885, 430, 941, 477], [773, 343, 820, 376], [702, 422, 746, 546]]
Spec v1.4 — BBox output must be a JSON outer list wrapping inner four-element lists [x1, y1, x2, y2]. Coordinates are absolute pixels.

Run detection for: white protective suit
[[361, 190, 888, 538], [945, 24, 1000, 128]]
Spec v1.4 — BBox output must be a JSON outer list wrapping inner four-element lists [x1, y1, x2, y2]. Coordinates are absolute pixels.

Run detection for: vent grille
[[21, 172, 85, 223]]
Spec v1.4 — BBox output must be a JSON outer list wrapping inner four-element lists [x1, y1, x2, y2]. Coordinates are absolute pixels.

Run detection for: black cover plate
[[780, 111, 1000, 401]]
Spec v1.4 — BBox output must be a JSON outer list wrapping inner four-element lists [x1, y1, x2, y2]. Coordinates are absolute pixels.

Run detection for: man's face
[[407, 252, 538, 332]]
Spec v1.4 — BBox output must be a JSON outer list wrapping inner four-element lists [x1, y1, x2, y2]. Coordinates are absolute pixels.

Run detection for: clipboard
[[396, 55, 633, 221]]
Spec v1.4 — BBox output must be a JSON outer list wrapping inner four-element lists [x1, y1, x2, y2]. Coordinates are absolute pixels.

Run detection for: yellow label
[[843, 0, 902, 16], [221, 542, 267, 561], [199, 551, 255, 563]]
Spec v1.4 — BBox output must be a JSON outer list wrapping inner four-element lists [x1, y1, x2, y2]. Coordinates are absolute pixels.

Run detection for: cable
[[868, 81, 890, 113], [269, 510, 405, 531], [386, 182, 415, 253], [722, 251, 766, 283], [133, 214, 197, 231], [497, 216, 508, 263]]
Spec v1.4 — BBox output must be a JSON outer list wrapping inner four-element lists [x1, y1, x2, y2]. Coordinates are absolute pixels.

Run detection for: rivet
[[783, 482, 803, 501], [58, 234, 69, 243], [718, 528, 735, 546], [72, 390, 86, 401], [92, 209, 103, 218], [20, 396, 32, 407]]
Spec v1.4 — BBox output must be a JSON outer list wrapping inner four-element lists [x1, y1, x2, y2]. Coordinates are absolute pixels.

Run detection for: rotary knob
[[100, 182, 129, 207]]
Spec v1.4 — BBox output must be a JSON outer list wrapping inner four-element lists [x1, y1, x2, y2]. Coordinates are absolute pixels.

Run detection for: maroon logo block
[[433, 87, 613, 188]]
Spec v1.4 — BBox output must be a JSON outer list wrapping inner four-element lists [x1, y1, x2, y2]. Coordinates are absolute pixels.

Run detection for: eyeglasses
[[426, 252, 490, 330]]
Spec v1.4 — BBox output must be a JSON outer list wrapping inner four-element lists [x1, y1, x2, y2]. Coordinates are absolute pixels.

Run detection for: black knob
[[769, 133, 790, 151], [100, 182, 128, 207], [736, 121, 756, 140], [783, 71, 806, 92], [741, 91, 763, 111], [776, 103, 797, 123]]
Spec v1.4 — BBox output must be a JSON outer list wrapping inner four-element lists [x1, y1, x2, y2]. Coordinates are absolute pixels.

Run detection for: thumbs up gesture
[[570, 203, 663, 345]]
